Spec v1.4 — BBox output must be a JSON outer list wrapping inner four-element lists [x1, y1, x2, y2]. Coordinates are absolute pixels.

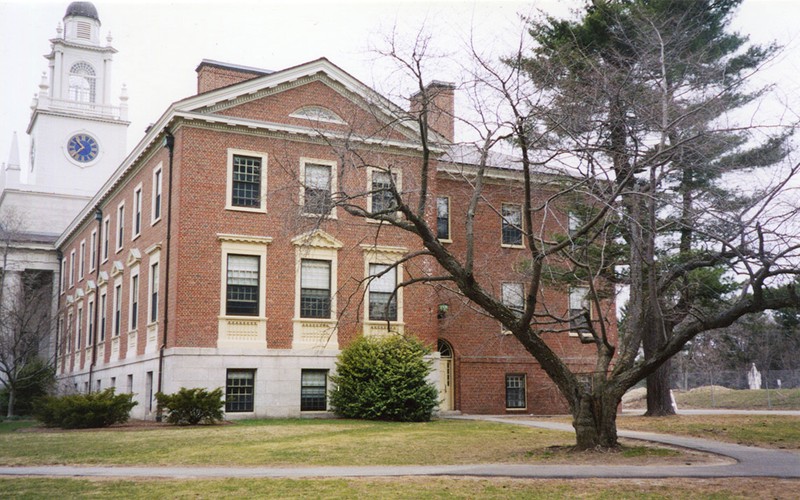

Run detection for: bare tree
[[303, 2, 799, 449], [0, 212, 55, 417]]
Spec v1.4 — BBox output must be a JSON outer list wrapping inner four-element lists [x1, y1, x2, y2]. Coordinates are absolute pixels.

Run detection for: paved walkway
[[1, 416, 798, 479]]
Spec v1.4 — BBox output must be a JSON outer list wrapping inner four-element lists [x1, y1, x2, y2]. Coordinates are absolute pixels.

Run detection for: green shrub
[[33, 389, 137, 428], [155, 387, 225, 425], [330, 335, 438, 422]]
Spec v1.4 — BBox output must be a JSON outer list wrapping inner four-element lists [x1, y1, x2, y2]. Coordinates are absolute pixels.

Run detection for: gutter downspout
[[156, 130, 174, 422], [54, 250, 63, 364], [87, 208, 103, 392]]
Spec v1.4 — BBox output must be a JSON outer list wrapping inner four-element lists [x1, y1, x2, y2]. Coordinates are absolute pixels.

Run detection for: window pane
[[371, 171, 396, 213], [368, 264, 396, 293], [569, 287, 590, 333], [232, 155, 261, 208], [304, 164, 332, 214], [369, 292, 397, 321], [301, 260, 331, 318], [502, 204, 522, 246], [501, 283, 524, 317], [301, 369, 327, 411], [506, 374, 526, 409], [301, 260, 330, 289], [226, 255, 259, 316], [225, 369, 255, 412], [368, 264, 397, 321], [436, 196, 449, 239], [301, 288, 331, 318]]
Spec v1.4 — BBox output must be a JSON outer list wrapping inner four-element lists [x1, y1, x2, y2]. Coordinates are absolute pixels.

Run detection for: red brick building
[[55, 58, 615, 419]]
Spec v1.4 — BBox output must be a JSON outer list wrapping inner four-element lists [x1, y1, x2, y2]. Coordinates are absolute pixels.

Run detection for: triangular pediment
[[174, 58, 436, 145], [126, 248, 142, 267], [110, 261, 124, 278], [291, 229, 343, 249]]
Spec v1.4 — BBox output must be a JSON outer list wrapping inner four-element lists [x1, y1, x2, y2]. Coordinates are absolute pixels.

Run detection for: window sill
[[366, 215, 400, 225], [301, 212, 337, 220], [505, 407, 528, 411], [225, 205, 267, 214], [132, 233, 141, 242], [569, 331, 595, 343], [500, 243, 525, 249], [438, 238, 452, 244], [151, 217, 161, 226]]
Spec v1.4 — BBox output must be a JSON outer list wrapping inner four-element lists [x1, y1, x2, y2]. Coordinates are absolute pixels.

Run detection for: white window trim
[[116, 202, 125, 253], [66, 310, 74, 352], [226, 148, 268, 213], [366, 166, 402, 222], [86, 296, 95, 347], [291, 230, 342, 349], [500, 282, 525, 335], [69, 249, 76, 288], [361, 244, 406, 335], [217, 234, 272, 349], [218, 237, 270, 319], [102, 215, 111, 263], [60, 259, 67, 293], [151, 163, 163, 225], [568, 285, 593, 340], [75, 302, 83, 352], [78, 240, 86, 281], [129, 265, 140, 332], [113, 280, 122, 337], [500, 203, 525, 249], [89, 229, 97, 272], [436, 195, 452, 243], [300, 157, 337, 218], [98, 286, 107, 344], [147, 249, 160, 326], [132, 183, 143, 240]]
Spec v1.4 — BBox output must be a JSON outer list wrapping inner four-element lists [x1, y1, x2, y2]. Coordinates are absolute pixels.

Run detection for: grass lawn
[[616, 414, 800, 449], [0, 418, 692, 467], [2, 477, 799, 499]]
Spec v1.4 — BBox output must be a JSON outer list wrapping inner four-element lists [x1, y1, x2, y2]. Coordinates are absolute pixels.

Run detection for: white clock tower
[[2, 1, 129, 236], [0, 2, 130, 363]]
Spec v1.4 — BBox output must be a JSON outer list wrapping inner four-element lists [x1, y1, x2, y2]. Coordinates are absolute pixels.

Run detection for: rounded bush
[[329, 335, 438, 422], [33, 388, 137, 428], [155, 387, 224, 425]]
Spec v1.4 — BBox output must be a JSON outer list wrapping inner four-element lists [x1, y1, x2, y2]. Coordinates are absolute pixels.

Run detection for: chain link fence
[[671, 369, 800, 391]]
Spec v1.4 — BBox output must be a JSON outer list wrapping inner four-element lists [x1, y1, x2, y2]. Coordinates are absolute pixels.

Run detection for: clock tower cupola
[[25, 1, 129, 202]]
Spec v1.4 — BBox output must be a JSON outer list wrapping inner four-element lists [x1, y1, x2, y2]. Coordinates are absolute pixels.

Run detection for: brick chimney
[[195, 60, 273, 94], [409, 81, 455, 143]]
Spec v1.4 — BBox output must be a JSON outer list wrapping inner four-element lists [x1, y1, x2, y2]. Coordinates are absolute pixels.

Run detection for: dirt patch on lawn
[[516, 437, 731, 466]]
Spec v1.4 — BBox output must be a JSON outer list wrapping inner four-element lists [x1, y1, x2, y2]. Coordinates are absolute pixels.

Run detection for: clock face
[[67, 133, 99, 163]]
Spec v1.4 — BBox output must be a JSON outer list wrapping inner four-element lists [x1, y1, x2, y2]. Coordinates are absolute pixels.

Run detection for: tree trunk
[[6, 389, 14, 418], [571, 386, 621, 449], [644, 358, 675, 416]]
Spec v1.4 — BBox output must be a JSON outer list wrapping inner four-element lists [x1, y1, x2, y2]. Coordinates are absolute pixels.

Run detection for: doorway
[[438, 339, 454, 411]]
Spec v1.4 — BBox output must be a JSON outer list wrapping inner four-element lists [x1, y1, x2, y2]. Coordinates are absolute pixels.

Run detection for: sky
[[1, 0, 799, 169]]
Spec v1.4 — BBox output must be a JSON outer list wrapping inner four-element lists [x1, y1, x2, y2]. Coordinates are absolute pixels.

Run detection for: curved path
[[1, 416, 798, 479]]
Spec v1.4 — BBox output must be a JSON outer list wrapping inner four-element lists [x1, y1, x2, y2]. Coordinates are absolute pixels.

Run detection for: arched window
[[438, 339, 453, 358], [68, 62, 96, 103], [289, 106, 346, 125]]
